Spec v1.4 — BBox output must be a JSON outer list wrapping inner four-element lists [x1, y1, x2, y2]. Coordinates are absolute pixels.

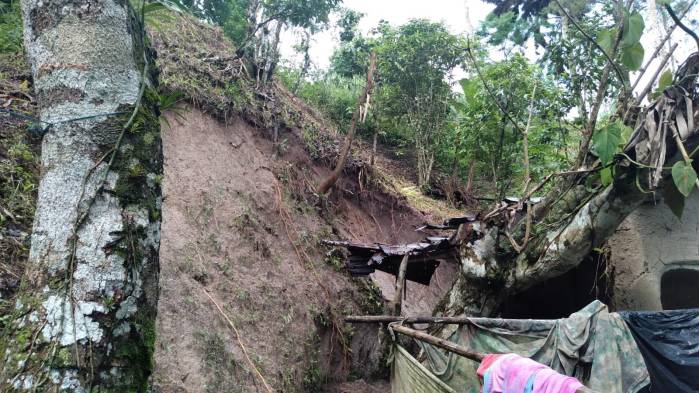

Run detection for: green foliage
[[176, 0, 250, 43], [671, 160, 697, 197], [619, 12, 645, 71], [652, 69, 673, 99], [592, 121, 623, 165], [596, 28, 616, 54], [264, 0, 341, 31], [664, 178, 686, 219], [621, 11, 644, 47], [337, 8, 363, 42], [620, 42, 644, 70], [452, 52, 571, 195], [0, 133, 39, 227], [600, 167, 613, 186], [0, 0, 22, 53]]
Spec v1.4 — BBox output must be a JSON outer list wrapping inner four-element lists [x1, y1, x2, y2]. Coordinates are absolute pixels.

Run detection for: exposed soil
[[152, 106, 459, 392]]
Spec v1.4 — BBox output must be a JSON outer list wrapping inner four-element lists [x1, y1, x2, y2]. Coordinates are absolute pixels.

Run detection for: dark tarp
[[619, 309, 699, 393]]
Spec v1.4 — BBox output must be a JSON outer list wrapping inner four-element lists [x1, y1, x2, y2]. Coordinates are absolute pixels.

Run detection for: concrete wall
[[608, 192, 699, 311]]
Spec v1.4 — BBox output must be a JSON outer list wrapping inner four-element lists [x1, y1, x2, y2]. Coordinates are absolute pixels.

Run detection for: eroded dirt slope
[[151, 103, 460, 391]]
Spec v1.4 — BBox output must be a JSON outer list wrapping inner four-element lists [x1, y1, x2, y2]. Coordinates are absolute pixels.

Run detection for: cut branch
[[389, 324, 485, 362]]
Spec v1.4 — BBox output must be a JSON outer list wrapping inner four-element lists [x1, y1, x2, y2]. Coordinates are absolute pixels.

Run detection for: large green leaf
[[592, 123, 622, 165], [663, 179, 685, 220], [600, 167, 613, 186], [671, 161, 697, 197], [657, 69, 673, 91], [622, 11, 644, 47], [652, 69, 673, 99], [620, 42, 644, 71], [619, 121, 634, 145], [459, 78, 478, 99], [597, 28, 615, 54]]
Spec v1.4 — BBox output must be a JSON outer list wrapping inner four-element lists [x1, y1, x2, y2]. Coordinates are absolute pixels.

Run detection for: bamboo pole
[[391, 254, 410, 315], [344, 314, 558, 325], [390, 324, 485, 362]]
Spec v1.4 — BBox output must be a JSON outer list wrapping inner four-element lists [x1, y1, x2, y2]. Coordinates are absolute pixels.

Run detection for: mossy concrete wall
[[608, 192, 699, 311]]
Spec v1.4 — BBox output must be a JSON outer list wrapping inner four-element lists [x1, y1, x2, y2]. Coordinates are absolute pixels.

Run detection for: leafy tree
[[450, 53, 571, 196], [372, 19, 468, 187]]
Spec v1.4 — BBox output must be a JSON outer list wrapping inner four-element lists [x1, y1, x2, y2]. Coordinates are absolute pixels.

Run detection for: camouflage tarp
[[393, 301, 648, 393], [391, 344, 455, 393]]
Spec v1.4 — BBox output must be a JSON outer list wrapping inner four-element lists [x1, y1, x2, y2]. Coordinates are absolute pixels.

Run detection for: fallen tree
[[332, 51, 699, 318], [440, 52, 699, 317]]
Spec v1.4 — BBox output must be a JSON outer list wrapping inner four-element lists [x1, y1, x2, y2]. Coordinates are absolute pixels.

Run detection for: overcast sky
[[279, 1, 698, 97], [280, 0, 495, 70]]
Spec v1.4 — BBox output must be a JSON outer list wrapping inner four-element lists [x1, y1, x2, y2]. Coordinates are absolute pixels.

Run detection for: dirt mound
[[151, 99, 460, 391]]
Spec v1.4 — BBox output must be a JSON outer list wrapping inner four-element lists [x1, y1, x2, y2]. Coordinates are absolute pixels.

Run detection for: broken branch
[[317, 52, 376, 194]]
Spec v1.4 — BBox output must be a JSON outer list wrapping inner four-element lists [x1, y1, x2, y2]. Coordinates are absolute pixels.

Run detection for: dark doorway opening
[[498, 254, 613, 319], [661, 268, 699, 310]]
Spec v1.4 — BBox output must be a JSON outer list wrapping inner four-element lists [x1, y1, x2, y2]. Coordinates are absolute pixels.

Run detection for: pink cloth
[[532, 368, 584, 393], [480, 353, 585, 393], [504, 356, 547, 393], [482, 354, 519, 393], [477, 354, 504, 379]]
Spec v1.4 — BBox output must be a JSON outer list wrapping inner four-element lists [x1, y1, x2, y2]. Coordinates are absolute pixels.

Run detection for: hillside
[[0, 9, 464, 393], [147, 10, 463, 392]]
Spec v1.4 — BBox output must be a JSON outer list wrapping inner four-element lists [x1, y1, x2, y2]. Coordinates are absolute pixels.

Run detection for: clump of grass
[[194, 330, 245, 393]]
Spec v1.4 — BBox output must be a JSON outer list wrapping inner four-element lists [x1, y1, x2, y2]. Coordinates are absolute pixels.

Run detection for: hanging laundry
[[418, 301, 649, 393], [478, 353, 583, 393]]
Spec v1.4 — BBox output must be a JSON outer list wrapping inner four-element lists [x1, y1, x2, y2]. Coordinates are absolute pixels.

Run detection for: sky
[[280, 0, 495, 70], [279, 0, 699, 97]]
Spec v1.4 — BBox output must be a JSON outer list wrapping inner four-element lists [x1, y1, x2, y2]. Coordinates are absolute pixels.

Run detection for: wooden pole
[[391, 254, 410, 315], [347, 315, 473, 324], [390, 324, 485, 362], [344, 315, 557, 325]]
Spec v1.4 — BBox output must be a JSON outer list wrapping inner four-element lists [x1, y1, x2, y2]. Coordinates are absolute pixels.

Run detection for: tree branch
[[553, 0, 627, 92], [665, 3, 699, 51]]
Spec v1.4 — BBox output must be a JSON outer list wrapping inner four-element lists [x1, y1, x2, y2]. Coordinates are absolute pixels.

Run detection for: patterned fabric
[[480, 353, 582, 393], [418, 301, 649, 393], [390, 344, 456, 393]]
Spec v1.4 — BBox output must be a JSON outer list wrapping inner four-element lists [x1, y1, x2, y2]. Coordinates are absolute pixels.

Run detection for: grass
[[194, 330, 245, 393], [377, 169, 464, 220]]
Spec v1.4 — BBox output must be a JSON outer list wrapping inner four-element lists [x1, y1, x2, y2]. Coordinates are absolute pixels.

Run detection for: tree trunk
[[317, 52, 376, 194], [293, 31, 311, 94], [465, 159, 476, 194], [1, 0, 162, 390]]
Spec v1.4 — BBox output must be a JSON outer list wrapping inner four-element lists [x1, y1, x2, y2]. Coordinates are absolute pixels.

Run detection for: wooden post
[[391, 254, 410, 315], [390, 324, 485, 362]]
